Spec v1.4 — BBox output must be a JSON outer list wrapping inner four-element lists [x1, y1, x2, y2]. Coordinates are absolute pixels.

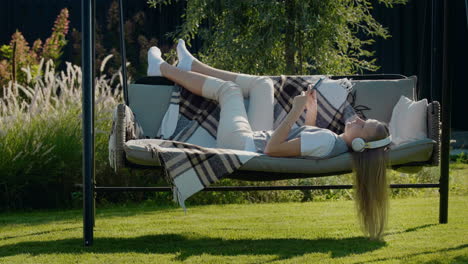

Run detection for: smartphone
[[307, 77, 324, 92]]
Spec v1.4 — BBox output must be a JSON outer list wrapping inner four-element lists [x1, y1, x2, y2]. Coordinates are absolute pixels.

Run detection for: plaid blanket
[[150, 75, 356, 211], [151, 140, 259, 211]]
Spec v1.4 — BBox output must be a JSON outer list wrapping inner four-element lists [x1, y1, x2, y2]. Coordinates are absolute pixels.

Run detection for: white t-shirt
[[300, 129, 335, 157], [250, 126, 348, 158]]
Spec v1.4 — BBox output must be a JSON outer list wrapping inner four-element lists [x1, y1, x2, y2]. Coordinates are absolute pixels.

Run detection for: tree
[[149, 0, 406, 75]]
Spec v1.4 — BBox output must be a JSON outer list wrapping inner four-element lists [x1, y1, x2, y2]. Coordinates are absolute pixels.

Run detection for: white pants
[[202, 74, 274, 150]]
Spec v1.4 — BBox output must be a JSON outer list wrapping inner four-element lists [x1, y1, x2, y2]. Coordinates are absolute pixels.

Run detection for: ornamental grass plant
[[0, 58, 127, 210]]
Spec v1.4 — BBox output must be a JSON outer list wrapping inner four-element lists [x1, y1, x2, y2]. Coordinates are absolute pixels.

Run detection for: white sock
[[176, 39, 197, 71], [147, 46, 165, 76]]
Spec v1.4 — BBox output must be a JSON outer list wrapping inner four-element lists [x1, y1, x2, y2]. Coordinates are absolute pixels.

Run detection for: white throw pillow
[[389, 96, 428, 145]]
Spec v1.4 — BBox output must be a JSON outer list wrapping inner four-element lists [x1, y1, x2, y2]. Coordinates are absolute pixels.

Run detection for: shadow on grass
[[385, 223, 438, 236], [1, 227, 81, 240], [352, 244, 468, 264], [404, 224, 438, 233], [0, 234, 385, 261], [0, 204, 178, 226]]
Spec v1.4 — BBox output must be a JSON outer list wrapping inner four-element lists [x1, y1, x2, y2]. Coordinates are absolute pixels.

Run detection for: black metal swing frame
[[81, 0, 451, 246]]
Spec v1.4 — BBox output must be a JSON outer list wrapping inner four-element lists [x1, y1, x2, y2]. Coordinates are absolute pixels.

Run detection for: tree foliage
[[148, 0, 406, 75]]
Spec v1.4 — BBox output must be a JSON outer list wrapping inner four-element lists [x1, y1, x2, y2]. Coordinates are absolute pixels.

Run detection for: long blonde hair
[[352, 123, 390, 240]]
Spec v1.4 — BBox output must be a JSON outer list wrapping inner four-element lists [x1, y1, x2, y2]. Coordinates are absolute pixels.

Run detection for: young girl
[[148, 40, 391, 240]]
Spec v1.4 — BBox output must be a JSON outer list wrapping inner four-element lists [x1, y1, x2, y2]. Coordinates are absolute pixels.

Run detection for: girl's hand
[[292, 88, 312, 112], [305, 87, 318, 126], [306, 87, 317, 114]]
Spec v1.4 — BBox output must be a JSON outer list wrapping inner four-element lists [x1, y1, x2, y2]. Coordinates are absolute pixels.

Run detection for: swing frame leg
[[82, 0, 95, 247], [439, 0, 450, 225]]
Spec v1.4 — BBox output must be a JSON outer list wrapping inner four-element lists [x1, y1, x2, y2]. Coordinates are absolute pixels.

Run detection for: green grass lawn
[[0, 195, 467, 264]]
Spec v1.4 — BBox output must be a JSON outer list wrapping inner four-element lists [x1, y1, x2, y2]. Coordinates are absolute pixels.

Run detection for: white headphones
[[351, 136, 392, 152]]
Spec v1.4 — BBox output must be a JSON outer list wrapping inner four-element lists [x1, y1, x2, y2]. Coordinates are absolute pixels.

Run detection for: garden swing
[[81, 0, 451, 246]]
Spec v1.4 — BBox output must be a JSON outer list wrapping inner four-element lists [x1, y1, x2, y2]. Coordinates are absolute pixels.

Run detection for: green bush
[[70, 0, 163, 80], [451, 152, 468, 164]]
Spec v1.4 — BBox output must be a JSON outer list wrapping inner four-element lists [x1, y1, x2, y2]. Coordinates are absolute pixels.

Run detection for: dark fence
[[1, 0, 466, 129], [369, 0, 467, 132], [0, 0, 186, 46]]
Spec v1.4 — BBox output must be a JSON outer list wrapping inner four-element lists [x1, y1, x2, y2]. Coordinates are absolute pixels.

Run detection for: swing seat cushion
[[123, 137, 435, 178]]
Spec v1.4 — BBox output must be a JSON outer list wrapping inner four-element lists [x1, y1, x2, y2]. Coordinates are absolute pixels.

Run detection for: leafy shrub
[[70, 0, 164, 80], [0, 8, 69, 90], [451, 152, 468, 164]]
